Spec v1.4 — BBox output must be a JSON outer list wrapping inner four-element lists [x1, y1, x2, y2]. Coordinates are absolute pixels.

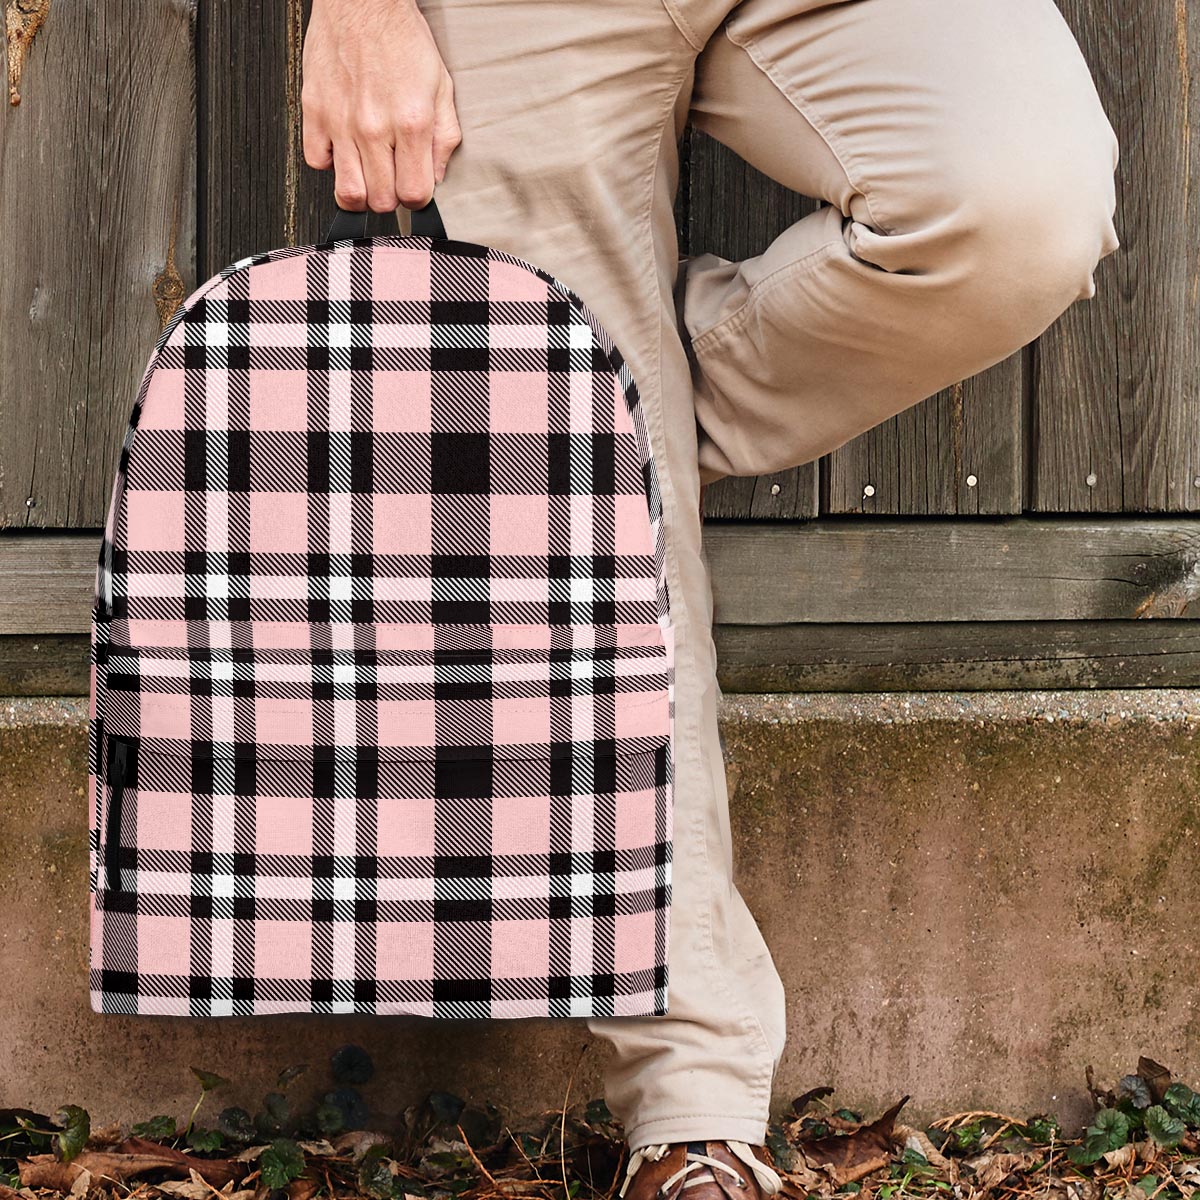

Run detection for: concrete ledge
[[4, 692, 1200, 1131]]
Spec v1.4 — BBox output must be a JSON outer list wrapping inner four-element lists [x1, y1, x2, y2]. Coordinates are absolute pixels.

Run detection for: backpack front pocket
[[91, 641, 672, 1019]]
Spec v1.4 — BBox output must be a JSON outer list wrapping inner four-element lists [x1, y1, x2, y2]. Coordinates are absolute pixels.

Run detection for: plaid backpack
[[88, 202, 674, 1019]]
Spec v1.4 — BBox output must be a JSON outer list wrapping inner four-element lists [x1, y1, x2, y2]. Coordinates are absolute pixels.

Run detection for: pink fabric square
[[248, 254, 310, 301], [257, 700, 315, 746], [493, 697, 551, 748], [255, 796, 314, 854], [141, 373, 185, 430], [137, 915, 191, 976], [489, 372, 549, 432], [614, 494, 655, 557], [491, 918, 550, 980], [377, 796, 436, 858], [490, 494, 548, 555], [371, 370, 432, 432], [124, 491, 184, 552], [255, 920, 313, 980], [250, 371, 310, 430], [136, 790, 194, 852], [377, 700, 436, 750], [372, 248, 430, 300], [489, 260, 550, 302], [250, 491, 308, 553], [616, 691, 669, 739], [491, 794, 551, 856], [373, 492, 432, 553], [615, 782, 657, 852], [613, 909, 658, 976], [376, 919, 434, 982]]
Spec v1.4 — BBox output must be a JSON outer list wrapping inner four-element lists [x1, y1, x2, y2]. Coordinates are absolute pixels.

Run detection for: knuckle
[[335, 185, 367, 208], [398, 186, 433, 208], [395, 107, 434, 135], [369, 192, 399, 213]]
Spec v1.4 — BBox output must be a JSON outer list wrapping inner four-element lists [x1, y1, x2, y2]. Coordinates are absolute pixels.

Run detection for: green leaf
[[1120, 1076, 1154, 1110], [132, 1115, 177, 1141], [217, 1107, 256, 1145], [191, 1068, 230, 1094], [358, 1145, 396, 1200], [1145, 1106, 1186, 1149], [187, 1128, 224, 1153], [836, 1185, 861, 1195], [260, 1138, 306, 1189], [1163, 1084, 1200, 1127], [315, 1102, 345, 1137], [1023, 1116, 1062, 1145], [52, 1107, 90, 1164], [1091, 1108, 1131, 1150], [834, 1109, 863, 1123], [1137, 1177, 1160, 1194]]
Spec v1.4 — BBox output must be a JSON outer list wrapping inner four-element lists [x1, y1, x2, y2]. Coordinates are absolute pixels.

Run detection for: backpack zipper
[[104, 736, 130, 893]]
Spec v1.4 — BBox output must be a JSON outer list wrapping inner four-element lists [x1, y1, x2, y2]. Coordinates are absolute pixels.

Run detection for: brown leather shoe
[[617, 1141, 784, 1200]]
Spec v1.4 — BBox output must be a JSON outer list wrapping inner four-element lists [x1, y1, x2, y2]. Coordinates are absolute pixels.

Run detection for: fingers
[[331, 138, 368, 212], [393, 106, 436, 209], [359, 120, 401, 212], [430, 77, 463, 185]]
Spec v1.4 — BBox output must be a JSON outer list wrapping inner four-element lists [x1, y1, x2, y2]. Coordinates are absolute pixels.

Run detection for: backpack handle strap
[[325, 196, 447, 242]]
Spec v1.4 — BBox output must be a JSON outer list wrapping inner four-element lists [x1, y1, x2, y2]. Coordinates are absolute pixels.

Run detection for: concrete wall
[[4, 691, 1200, 1133]]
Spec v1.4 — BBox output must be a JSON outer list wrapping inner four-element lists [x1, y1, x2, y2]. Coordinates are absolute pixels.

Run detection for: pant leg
[[416, 0, 788, 1148], [682, 0, 1122, 485]]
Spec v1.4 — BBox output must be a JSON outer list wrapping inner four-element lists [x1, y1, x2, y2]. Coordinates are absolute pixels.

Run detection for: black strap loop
[[324, 197, 447, 243]]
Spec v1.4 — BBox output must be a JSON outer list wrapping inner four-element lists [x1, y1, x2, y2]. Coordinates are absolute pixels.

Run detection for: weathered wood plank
[[0, 0, 196, 528], [705, 518, 1200, 624], [1034, 0, 1198, 513], [824, 353, 1025, 516], [0, 538, 97, 634], [714, 620, 1200, 692], [11, 520, 1200, 637], [200, 0, 397, 275], [5, 619, 1200, 698], [685, 132, 820, 520], [0, 636, 89, 696]]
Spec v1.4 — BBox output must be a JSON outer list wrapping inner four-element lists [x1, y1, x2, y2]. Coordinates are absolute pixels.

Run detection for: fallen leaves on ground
[[6, 1052, 1200, 1200]]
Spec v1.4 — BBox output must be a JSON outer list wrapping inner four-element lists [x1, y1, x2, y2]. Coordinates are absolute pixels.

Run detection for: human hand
[[302, 0, 462, 212]]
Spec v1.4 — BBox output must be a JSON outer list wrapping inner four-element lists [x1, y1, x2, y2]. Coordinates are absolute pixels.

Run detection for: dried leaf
[[1138, 1058, 1173, 1105], [800, 1097, 909, 1186]]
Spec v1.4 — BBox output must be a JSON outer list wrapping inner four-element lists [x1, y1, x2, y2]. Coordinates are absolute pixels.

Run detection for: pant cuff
[[624, 1113, 770, 1152]]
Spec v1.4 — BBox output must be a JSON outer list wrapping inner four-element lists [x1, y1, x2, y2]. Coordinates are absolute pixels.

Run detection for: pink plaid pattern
[[88, 230, 673, 1018]]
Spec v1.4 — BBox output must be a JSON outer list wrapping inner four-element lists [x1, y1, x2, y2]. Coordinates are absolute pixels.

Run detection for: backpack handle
[[325, 196, 447, 242]]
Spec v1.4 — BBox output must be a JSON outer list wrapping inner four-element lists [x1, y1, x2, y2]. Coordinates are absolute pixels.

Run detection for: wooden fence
[[1, 0, 1197, 694]]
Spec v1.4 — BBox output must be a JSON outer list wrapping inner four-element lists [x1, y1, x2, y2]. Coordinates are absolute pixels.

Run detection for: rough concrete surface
[[3, 692, 1200, 1133]]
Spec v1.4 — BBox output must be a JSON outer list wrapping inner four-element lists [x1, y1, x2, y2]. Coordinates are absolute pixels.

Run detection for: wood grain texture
[[17, 522, 1200, 638], [0, 537, 96, 634], [4, 619, 1199, 697], [1034, 0, 1199, 513], [199, 0, 397, 275], [685, 132, 821, 520], [0, 0, 196, 529], [0, 635, 89, 695], [823, 354, 1025, 517], [705, 518, 1200, 624], [714, 619, 1200, 692]]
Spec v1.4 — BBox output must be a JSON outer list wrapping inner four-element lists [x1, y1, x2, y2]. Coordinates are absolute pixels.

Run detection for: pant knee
[[868, 140, 1120, 353]]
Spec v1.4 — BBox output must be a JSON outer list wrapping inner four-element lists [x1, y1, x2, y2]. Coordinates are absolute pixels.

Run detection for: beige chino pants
[[416, 0, 1121, 1148]]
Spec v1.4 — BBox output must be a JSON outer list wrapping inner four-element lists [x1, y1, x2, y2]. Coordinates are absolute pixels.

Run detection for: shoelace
[[618, 1141, 784, 1198]]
